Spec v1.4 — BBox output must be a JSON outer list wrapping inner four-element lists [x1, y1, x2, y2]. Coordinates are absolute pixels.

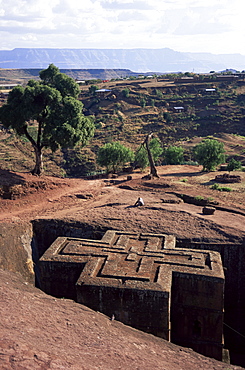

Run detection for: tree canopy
[[163, 145, 184, 165], [193, 139, 225, 171], [88, 85, 99, 96], [0, 64, 94, 175], [227, 158, 242, 172], [97, 142, 134, 173]]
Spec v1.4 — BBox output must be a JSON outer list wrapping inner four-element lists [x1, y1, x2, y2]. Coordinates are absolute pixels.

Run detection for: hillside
[[1, 72, 245, 177], [0, 68, 141, 84], [81, 75, 245, 150]]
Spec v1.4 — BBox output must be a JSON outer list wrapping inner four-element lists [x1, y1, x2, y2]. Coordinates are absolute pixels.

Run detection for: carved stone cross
[[39, 230, 224, 360]]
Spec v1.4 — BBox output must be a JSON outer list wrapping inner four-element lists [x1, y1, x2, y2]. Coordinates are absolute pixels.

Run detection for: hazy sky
[[0, 0, 244, 54]]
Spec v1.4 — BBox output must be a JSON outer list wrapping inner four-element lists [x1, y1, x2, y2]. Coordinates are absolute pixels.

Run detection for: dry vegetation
[[1, 73, 245, 176]]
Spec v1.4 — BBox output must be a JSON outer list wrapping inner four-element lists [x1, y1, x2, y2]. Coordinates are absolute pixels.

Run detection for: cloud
[[100, 1, 153, 10], [174, 18, 231, 36], [153, 4, 232, 36], [53, 0, 77, 16], [117, 10, 147, 21], [0, 0, 244, 54], [0, 0, 55, 20], [20, 34, 38, 42]]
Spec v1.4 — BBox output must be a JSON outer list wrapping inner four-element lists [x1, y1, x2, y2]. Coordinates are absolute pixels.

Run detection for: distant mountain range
[[0, 48, 245, 73]]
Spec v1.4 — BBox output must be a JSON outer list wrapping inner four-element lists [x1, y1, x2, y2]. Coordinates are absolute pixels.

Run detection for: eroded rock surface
[[0, 269, 242, 370]]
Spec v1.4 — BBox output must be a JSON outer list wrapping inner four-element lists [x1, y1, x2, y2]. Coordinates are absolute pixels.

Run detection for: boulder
[[202, 206, 216, 215], [215, 173, 241, 183]]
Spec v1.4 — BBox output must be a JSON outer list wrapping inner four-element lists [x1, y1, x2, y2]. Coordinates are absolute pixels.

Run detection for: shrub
[[135, 137, 163, 170], [140, 98, 146, 108], [227, 158, 242, 172], [150, 99, 155, 107], [211, 183, 220, 190], [163, 146, 184, 165], [220, 186, 232, 192], [210, 183, 232, 192], [163, 111, 172, 123], [194, 195, 204, 201], [89, 84, 99, 95], [97, 142, 134, 173], [122, 88, 130, 98], [155, 89, 163, 99]]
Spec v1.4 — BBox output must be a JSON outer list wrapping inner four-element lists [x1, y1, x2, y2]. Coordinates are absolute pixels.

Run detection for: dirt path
[[0, 177, 104, 222]]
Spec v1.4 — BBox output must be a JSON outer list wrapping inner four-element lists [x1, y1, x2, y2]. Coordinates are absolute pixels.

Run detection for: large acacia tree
[[0, 64, 94, 175]]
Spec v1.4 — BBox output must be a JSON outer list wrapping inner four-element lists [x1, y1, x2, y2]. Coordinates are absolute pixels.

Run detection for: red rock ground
[[1, 165, 245, 369], [0, 165, 244, 241], [0, 268, 243, 370]]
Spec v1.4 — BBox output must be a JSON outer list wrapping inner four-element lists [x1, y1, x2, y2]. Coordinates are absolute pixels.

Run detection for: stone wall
[[39, 230, 224, 361], [31, 219, 105, 258], [177, 239, 245, 365], [0, 222, 34, 284], [171, 272, 224, 361]]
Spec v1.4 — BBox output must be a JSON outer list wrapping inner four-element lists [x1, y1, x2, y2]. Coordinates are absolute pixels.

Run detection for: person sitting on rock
[[134, 197, 144, 207]]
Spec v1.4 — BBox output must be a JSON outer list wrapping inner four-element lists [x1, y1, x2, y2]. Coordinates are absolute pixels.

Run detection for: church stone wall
[[39, 230, 224, 361]]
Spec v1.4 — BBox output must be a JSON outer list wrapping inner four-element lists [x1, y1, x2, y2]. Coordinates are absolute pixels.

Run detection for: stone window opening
[[193, 319, 202, 337]]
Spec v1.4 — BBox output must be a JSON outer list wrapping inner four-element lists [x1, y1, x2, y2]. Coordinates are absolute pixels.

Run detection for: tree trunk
[[23, 124, 44, 175], [144, 134, 159, 178], [31, 146, 43, 175]]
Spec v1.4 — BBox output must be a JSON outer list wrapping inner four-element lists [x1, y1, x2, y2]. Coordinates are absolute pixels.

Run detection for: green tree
[[163, 111, 172, 123], [155, 89, 163, 99], [193, 139, 225, 171], [0, 64, 94, 175], [89, 84, 99, 96], [135, 146, 149, 170], [150, 99, 155, 107], [140, 98, 146, 108], [122, 88, 130, 98], [63, 147, 96, 177], [135, 137, 163, 170], [227, 158, 242, 172], [39, 64, 80, 98], [97, 142, 134, 173], [236, 93, 245, 106], [163, 146, 184, 165]]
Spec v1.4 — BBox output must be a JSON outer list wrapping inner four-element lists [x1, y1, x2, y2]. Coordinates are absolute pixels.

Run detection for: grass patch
[[194, 195, 204, 201], [210, 183, 232, 192]]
